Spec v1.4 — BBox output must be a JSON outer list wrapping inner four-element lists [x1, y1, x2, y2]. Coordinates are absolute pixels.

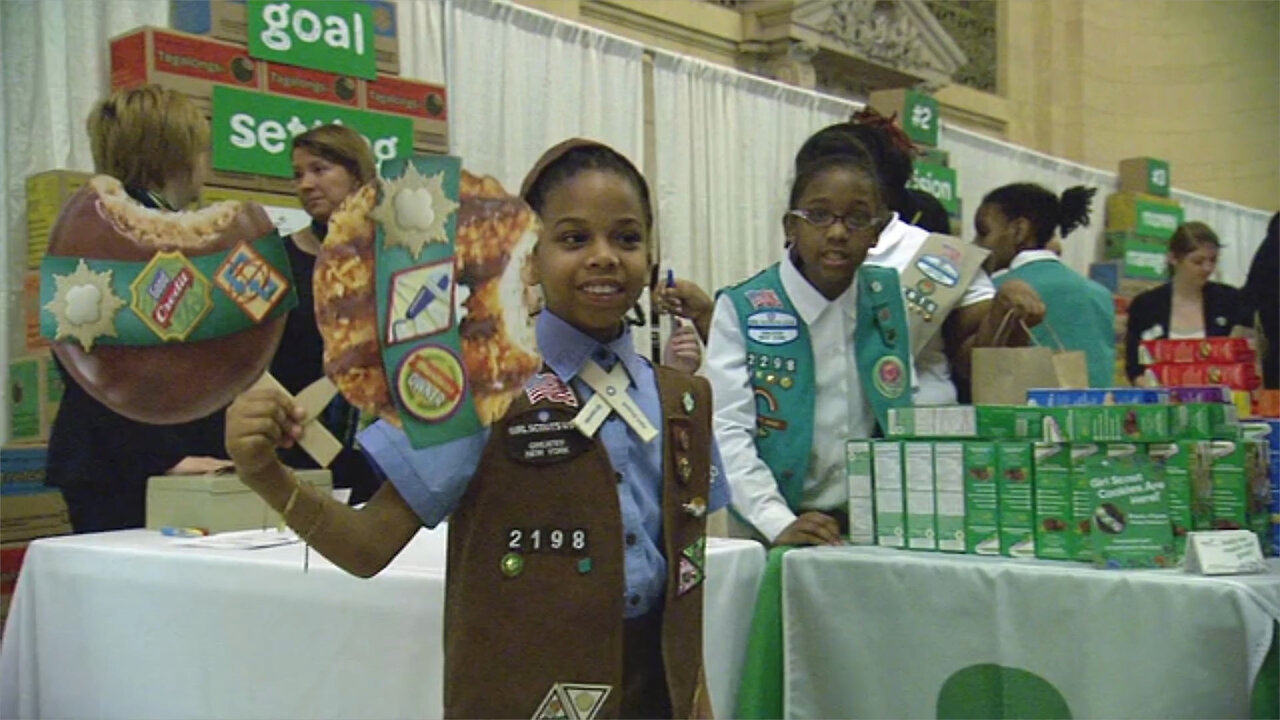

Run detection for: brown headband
[[518, 137, 620, 202]]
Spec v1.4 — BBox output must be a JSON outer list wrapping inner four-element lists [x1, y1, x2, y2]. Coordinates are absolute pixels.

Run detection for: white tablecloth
[[0, 526, 766, 719], [781, 546, 1280, 719]]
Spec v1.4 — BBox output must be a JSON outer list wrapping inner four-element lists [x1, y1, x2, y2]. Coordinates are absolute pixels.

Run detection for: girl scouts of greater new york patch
[[503, 407, 592, 465]]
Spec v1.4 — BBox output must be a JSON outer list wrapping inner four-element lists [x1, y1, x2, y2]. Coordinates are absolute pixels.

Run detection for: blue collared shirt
[[359, 311, 730, 617]]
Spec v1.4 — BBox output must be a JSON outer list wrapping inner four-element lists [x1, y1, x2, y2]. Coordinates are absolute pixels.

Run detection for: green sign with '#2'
[[211, 85, 413, 178], [902, 90, 940, 147], [247, 0, 376, 79]]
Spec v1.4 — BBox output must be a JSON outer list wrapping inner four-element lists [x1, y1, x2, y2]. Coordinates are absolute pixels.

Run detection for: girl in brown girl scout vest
[[225, 139, 730, 719]]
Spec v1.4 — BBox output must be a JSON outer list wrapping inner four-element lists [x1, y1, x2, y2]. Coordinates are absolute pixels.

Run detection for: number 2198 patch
[[507, 527, 588, 553]]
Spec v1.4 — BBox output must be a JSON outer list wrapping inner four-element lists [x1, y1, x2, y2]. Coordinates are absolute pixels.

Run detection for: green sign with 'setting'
[[211, 85, 412, 178]]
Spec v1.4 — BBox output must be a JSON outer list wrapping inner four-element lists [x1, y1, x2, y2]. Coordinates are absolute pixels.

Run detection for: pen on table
[[160, 526, 207, 538]]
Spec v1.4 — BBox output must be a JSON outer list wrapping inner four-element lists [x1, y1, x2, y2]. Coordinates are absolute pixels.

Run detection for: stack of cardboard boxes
[[1089, 157, 1184, 385]]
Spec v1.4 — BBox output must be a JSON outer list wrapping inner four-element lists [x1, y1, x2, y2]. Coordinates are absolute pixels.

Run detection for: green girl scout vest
[[724, 262, 911, 510]]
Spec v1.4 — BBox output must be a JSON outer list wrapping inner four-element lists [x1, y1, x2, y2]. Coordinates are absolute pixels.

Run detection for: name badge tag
[[503, 407, 593, 465]]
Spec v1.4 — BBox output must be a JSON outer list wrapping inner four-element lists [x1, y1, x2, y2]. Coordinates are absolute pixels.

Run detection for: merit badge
[[577, 557, 593, 575], [503, 407, 592, 465], [744, 288, 783, 310], [385, 259, 455, 345], [534, 683, 611, 720], [44, 259, 126, 351], [129, 251, 213, 342], [677, 538, 706, 596], [745, 310, 799, 345], [369, 162, 460, 259], [525, 372, 579, 408], [873, 356, 907, 399], [681, 391, 695, 415], [915, 254, 960, 288], [671, 422, 691, 452], [214, 241, 289, 322], [395, 345, 466, 422]]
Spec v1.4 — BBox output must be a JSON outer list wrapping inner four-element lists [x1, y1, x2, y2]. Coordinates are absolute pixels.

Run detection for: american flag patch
[[525, 373, 578, 407], [745, 289, 783, 309]]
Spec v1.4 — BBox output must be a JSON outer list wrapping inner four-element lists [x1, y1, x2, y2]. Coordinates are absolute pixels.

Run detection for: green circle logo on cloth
[[873, 356, 907, 399], [936, 664, 1071, 719]]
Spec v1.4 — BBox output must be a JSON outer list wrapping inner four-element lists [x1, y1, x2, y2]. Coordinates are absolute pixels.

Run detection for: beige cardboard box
[[7, 354, 63, 445], [146, 469, 332, 533], [0, 490, 71, 544], [26, 170, 91, 271], [200, 185, 310, 235], [170, 0, 401, 75]]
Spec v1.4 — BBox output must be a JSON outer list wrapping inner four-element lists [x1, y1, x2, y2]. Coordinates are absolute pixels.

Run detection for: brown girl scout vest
[[443, 366, 713, 719]]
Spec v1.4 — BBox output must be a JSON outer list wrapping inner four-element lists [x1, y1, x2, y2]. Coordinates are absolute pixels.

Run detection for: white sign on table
[[1184, 530, 1266, 575]]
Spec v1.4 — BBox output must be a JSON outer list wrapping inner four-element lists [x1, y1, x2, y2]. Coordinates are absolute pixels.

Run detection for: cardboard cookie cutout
[[315, 156, 543, 448], [40, 176, 296, 424]]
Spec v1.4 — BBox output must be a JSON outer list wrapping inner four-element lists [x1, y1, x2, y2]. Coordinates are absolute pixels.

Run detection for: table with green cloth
[[736, 546, 1280, 719]]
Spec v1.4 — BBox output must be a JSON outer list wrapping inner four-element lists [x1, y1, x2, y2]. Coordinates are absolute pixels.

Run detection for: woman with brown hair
[[277, 124, 383, 503], [1124, 221, 1253, 384]]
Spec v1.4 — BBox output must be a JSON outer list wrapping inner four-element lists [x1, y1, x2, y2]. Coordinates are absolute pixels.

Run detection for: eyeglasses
[[787, 208, 885, 232]]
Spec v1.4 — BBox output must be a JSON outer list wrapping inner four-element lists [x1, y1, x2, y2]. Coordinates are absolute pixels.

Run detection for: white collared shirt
[[704, 216, 995, 541], [705, 254, 875, 541]]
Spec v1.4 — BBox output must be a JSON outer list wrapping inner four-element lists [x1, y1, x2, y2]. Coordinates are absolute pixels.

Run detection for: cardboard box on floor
[[1118, 157, 1171, 197], [146, 469, 333, 534]]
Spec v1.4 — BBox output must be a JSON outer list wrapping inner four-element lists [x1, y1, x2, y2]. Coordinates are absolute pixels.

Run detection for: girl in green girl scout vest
[[226, 140, 728, 718], [704, 147, 1046, 547]]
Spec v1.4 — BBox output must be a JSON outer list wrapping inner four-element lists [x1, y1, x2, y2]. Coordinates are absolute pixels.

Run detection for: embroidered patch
[[683, 536, 706, 565], [677, 556, 703, 596], [214, 241, 289, 322], [915, 277, 937, 296], [746, 310, 799, 345], [385, 259, 454, 345], [504, 407, 592, 465], [500, 552, 524, 578], [872, 356, 908, 399], [395, 345, 466, 422], [534, 683, 611, 720], [916, 254, 960, 287], [43, 259, 126, 351], [129, 251, 213, 341], [525, 372, 579, 407], [681, 391, 695, 414], [744, 288, 783, 309]]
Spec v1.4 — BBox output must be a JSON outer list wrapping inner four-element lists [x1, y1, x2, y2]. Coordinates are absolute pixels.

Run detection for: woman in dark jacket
[[1124, 221, 1252, 384]]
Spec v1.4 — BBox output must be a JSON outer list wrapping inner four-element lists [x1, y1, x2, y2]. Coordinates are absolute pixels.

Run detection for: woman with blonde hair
[[48, 86, 224, 532]]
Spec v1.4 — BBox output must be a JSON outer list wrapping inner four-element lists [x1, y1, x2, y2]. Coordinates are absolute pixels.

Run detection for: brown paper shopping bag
[[972, 315, 1088, 405]]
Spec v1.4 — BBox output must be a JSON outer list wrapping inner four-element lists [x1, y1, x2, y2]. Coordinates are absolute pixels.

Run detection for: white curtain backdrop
[[651, 50, 858, 299], [443, 0, 644, 193], [1, 0, 1272, 441], [940, 122, 1272, 285], [0, 0, 169, 386]]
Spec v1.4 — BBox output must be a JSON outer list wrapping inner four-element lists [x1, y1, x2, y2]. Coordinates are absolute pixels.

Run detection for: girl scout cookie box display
[[40, 175, 296, 423], [317, 156, 542, 446]]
